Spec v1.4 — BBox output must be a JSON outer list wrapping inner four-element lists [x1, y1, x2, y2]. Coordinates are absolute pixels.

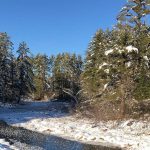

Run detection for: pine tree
[[17, 42, 34, 103], [82, 29, 108, 98], [82, 0, 150, 117], [117, 0, 150, 30], [33, 54, 50, 100], [9, 52, 18, 102], [0, 33, 13, 102], [101, 0, 150, 116], [52, 53, 83, 102]]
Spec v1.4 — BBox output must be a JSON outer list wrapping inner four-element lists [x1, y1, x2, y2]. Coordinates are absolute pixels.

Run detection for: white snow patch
[[118, 49, 125, 54], [0, 102, 14, 108], [104, 69, 109, 74], [125, 62, 132, 67], [143, 56, 149, 61], [91, 53, 94, 56], [87, 60, 92, 64], [0, 139, 18, 150], [99, 62, 108, 69], [126, 45, 138, 53], [142, 13, 146, 16], [105, 49, 114, 55], [104, 83, 108, 90], [121, 6, 127, 10]]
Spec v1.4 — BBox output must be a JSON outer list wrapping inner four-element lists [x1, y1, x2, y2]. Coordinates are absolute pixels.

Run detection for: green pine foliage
[[52, 53, 83, 101], [82, 0, 150, 117], [82, 29, 107, 97], [17, 42, 35, 102], [32, 54, 51, 100]]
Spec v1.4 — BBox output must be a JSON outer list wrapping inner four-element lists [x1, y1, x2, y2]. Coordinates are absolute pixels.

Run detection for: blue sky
[[0, 0, 127, 56]]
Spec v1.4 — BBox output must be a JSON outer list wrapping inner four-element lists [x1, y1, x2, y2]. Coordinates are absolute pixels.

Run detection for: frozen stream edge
[[0, 101, 150, 150]]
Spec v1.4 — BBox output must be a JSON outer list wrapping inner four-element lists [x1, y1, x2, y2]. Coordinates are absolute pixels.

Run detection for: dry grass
[[78, 99, 150, 121], [78, 100, 120, 121]]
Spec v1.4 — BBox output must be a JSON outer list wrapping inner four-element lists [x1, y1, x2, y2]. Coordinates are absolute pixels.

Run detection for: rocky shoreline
[[0, 120, 121, 150]]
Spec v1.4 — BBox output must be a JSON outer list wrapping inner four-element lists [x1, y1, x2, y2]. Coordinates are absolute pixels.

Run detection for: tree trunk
[[63, 88, 78, 105], [120, 97, 126, 118], [120, 84, 126, 118]]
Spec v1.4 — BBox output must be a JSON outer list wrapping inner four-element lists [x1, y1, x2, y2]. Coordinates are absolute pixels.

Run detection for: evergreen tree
[[117, 0, 150, 29], [0, 33, 13, 102], [82, 0, 150, 117], [33, 54, 50, 100], [52, 53, 83, 102], [17, 42, 34, 103], [9, 52, 18, 102], [82, 29, 108, 97]]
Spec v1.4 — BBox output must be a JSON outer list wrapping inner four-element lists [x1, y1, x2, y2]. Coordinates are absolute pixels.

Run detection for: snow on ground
[[0, 138, 43, 150], [0, 101, 150, 150], [0, 139, 18, 150], [0, 102, 14, 109]]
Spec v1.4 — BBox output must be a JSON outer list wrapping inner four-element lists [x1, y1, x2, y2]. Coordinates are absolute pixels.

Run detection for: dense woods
[[0, 36, 83, 103], [0, 0, 150, 119], [81, 0, 150, 119]]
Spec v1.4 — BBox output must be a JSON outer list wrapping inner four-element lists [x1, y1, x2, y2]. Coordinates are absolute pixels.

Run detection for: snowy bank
[[14, 116, 150, 150], [0, 101, 149, 150], [0, 139, 17, 150]]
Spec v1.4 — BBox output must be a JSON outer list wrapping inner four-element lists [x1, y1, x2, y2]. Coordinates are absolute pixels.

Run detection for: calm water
[[0, 122, 121, 150]]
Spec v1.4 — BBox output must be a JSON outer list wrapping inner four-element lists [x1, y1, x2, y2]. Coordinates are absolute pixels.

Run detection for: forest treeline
[[0, 37, 83, 103], [0, 0, 150, 118]]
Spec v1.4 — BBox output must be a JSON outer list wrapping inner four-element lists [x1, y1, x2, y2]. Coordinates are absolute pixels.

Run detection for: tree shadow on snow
[[0, 101, 72, 124]]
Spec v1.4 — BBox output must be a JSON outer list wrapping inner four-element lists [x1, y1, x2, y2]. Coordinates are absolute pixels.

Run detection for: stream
[[0, 101, 121, 150], [0, 121, 121, 150]]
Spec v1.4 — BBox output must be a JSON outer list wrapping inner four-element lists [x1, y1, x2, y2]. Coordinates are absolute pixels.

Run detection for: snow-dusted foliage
[[99, 62, 109, 69], [126, 45, 138, 53], [143, 56, 149, 61], [105, 49, 114, 55], [117, 0, 150, 28], [82, 0, 150, 117], [0, 34, 35, 103]]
